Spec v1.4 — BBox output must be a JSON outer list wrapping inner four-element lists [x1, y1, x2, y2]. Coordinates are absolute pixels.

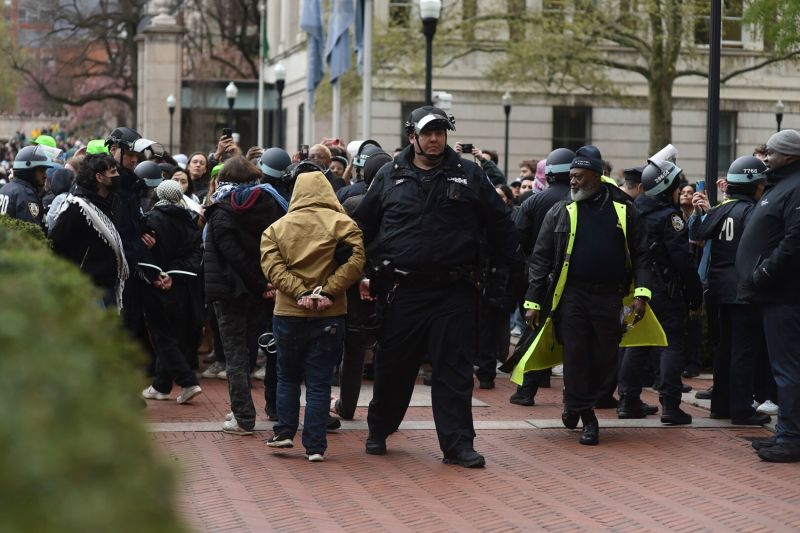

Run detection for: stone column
[[136, 2, 185, 151]]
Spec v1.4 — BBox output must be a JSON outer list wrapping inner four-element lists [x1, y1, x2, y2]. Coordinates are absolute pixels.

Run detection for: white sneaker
[[551, 364, 564, 377], [222, 417, 254, 436], [216, 368, 228, 380], [201, 361, 224, 379], [756, 400, 779, 415], [177, 385, 203, 404], [753, 400, 760, 409], [305, 453, 325, 462], [252, 366, 266, 380], [225, 411, 234, 421], [142, 386, 170, 401], [510, 327, 522, 337]]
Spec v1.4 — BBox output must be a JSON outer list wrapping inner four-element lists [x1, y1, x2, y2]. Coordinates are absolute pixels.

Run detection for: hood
[[289, 171, 345, 214]]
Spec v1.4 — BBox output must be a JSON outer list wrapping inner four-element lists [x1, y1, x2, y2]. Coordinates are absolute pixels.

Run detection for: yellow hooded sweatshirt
[[260, 171, 366, 317]]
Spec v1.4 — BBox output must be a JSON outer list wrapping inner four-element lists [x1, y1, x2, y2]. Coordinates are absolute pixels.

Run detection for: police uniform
[[354, 143, 521, 459], [620, 193, 702, 420], [0, 177, 44, 227]]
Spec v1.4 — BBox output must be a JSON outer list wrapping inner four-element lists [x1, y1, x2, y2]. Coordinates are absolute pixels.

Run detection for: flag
[[354, 0, 364, 75], [325, 0, 355, 84], [301, 0, 324, 94]]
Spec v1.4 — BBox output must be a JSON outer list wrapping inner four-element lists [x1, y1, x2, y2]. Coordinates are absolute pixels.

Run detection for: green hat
[[211, 163, 224, 179], [33, 134, 57, 149], [86, 139, 110, 155]]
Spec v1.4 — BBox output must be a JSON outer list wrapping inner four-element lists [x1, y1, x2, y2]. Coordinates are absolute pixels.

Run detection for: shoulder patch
[[670, 213, 684, 232], [28, 202, 40, 219]]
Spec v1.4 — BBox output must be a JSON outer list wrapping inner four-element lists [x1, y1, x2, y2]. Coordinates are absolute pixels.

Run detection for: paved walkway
[[148, 373, 800, 532]]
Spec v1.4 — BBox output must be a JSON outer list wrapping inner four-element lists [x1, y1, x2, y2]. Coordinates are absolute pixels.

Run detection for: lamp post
[[225, 81, 238, 131], [419, 0, 441, 106], [274, 62, 286, 149], [776, 100, 785, 132], [502, 91, 512, 178], [166, 93, 176, 154]]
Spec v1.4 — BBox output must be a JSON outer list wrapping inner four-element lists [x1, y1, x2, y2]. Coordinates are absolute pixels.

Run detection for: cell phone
[[461, 143, 474, 153], [696, 180, 705, 193], [300, 144, 309, 160], [222, 127, 232, 139]]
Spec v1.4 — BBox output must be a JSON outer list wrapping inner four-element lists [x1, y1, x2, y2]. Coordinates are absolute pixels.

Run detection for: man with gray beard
[[522, 146, 653, 445]]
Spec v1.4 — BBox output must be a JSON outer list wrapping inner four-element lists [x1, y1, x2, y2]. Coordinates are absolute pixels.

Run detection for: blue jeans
[[273, 315, 345, 455]]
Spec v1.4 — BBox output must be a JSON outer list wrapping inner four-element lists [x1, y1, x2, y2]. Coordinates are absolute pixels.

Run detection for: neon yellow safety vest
[[511, 200, 667, 385]]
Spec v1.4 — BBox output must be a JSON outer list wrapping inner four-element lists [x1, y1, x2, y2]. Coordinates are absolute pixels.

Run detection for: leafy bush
[[0, 222, 186, 532]]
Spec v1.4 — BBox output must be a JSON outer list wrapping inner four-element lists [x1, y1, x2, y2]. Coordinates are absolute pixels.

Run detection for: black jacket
[[353, 144, 521, 272], [0, 177, 44, 227], [737, 159, 800, 304], [203, 186, 285, 302], [111, 168, 146, 265], [635, 194, 703, 308], [336, 180, 367, 205], [514, 180, 570, 257], [140, 204, 203, 281], [50, 187, 119, 290], [525, 184, 652, 309], [688, 195, 755, 304]]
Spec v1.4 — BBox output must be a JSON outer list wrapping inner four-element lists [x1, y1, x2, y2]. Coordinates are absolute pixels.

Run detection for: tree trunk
[[648, 74, 675, 155]]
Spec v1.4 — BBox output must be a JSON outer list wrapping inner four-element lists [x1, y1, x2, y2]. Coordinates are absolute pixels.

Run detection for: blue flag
[[325, 0, 355, 84], [301, 0, 324, 94], [354, 0, 364, 76]]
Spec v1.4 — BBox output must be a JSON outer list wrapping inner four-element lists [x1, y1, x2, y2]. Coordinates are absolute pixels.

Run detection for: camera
[[461, 143, 474, 153]]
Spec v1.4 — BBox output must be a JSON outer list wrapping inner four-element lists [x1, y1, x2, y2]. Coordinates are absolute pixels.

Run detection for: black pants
[[712, 304, 764, 419], [337, 329, 374, 419], [143, 284, 199, 393], [208, 304, 226, 365], [762, 303, 800, 444], [368, 283, 477, 455], [475, 305, 509, 382], [555, 286, 622, 412], [620, 291, 686, 402]]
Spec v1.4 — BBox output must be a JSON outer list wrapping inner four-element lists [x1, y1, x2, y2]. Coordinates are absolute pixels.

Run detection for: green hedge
[[0, 216, 186, 532]]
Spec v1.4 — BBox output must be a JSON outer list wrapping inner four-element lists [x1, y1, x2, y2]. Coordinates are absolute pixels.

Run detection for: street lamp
[[225, 81, 238, 131], [166, 93, 176, 154], [502, 91, 512, 178], [274, 62, 286, 149], [419, 0, 441, 106], [776, 100, 785, 132]]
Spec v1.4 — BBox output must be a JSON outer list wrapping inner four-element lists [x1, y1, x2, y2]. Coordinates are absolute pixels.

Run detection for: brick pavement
[[147, 374, 800, 532]]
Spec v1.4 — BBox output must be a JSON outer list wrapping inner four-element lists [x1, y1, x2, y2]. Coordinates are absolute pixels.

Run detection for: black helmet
[[134, 160, 163, 187], [642, 159, 682, 197], [105, 127, 142, 151], [354, 140, 383, 169], [13, 145, 57, 171], [362, 152, 392, 186], [259, 147, 292, 178], [545, 148, 575, 183], [727, 156, 767, 184], [404, 106, 455, 135], [288, 159, 324, 181]]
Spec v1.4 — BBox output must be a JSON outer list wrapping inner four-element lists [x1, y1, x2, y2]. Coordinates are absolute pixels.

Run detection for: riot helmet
[[259, 147, 292, 179], [404, 106, 455, 136], [105, 127, 142, 152], [726, 156, 767, 184], [13, 145, 58, 171], [134, 160, 164, 188], [545, 148, 575, 184], [642, 159, 682, 197]]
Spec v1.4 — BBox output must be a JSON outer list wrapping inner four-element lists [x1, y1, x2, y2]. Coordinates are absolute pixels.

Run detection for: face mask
[[109, 174, 122, 192]]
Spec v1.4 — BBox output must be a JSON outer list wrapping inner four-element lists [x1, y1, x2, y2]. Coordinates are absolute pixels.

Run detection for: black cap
[[623, 166, 644, 183]]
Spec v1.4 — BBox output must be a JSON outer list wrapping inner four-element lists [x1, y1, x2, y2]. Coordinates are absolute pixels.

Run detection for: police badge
[[28, 202, 40, 219], [670, 213, 684, 232]]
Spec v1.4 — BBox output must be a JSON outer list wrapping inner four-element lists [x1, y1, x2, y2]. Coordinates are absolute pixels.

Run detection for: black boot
[[660, 397, 692, 425], [509, 373, 539, 406], [617, 394, 647, 419], [579, 410, 599, 445], [561, 409, 580, 429]]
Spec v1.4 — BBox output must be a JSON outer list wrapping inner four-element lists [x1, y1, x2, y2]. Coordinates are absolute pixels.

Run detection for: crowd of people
[[1, 106, 799, 465]]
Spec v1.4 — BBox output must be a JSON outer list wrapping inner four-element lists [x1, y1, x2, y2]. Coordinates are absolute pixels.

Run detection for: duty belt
[[391, 267, 477, 288]]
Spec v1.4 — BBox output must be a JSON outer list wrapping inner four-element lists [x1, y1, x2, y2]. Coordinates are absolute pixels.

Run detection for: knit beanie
[[766, 129, 800, 156]]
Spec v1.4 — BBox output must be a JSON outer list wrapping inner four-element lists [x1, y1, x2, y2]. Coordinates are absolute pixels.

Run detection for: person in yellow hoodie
[[260, 170, 366, 462]]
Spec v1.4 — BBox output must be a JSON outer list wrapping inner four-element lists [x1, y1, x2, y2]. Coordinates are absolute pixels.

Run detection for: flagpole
[[306, 91, 314, 145], [257, 1, 266, 147], [362, 0, 372, 138], [332, 78, 341, 138]]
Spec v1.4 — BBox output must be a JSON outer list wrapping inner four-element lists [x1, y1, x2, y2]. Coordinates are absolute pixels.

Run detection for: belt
[[392, 268, 473, 287]]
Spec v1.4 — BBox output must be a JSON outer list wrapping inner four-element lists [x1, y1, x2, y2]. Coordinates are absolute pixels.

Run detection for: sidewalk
[[148, 373, 800, 532]]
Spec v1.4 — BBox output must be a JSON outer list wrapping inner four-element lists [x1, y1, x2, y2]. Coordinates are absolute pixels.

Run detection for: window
[[389, 0, 412, 28], [694, 0, 743, 47], [718, 111, 736, 173], [400, 101, 425, 147], [552, 107, 591, 152]]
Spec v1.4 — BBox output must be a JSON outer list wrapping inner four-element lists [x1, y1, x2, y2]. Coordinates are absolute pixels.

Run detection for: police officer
[[505, 148, 574, 405], [618, 158, 702, 424], [353, 106, 521, 468], [0, 145, 58, 228], [738, 129, 800, 462], [337, 140, 383, 204], [522, 146, 653, 445], [620, 166, 645, 200], [258, 147, 293, 200], [688, 156, 770, 425]]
